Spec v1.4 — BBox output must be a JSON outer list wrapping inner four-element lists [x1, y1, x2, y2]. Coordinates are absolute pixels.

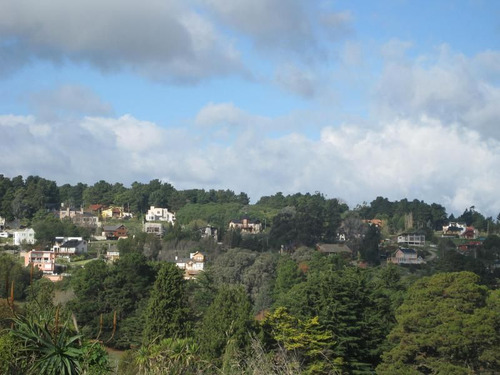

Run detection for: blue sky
[[1, 0, 500, 216]]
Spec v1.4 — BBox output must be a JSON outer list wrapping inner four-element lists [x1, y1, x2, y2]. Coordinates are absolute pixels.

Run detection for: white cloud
[[375, 45, 500, 140], [1, 109, 500, 216]]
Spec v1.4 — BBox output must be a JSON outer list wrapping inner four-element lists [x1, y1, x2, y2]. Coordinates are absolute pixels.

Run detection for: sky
[[1, 0, 500, 216]]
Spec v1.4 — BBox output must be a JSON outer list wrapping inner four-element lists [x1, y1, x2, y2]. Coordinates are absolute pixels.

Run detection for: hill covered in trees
[[0, 174, 499, 374]]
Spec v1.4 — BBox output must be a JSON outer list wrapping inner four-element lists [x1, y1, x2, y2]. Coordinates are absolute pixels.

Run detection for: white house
[[442, 222, 467, 236], [52, 237, 88, 254], [0, 216, 5, 231], [145, 206, 176, 223], [14, 228, 36, 245], [397, 233, 425, 246]]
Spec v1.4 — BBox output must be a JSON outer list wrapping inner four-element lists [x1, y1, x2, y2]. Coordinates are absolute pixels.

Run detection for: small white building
[[14, 228, 36, 245], [0, 216, 5, 231], [145, 206, 176, 223]]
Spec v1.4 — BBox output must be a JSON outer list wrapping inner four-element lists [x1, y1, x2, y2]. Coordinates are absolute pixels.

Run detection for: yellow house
[[101, 207, 124, 219]]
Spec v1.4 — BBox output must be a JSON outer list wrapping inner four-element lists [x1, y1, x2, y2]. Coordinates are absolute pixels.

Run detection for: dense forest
[[0, 174, 499, 374]]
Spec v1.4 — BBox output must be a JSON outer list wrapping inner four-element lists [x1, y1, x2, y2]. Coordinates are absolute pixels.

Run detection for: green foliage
[[69, 254, 156, 349], [129, 337, 210, 375], [7, 309, 110, 375], [377, 272, 500, 374], [143, 262, 188, 343], [261, 307, 339, 374], [277, 262, 400, 372], [0, 253, 37, 300], [197, 285, 254, 366]]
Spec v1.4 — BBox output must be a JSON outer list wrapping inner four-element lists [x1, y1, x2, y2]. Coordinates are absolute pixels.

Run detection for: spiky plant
[[10, 313, 84, 375]]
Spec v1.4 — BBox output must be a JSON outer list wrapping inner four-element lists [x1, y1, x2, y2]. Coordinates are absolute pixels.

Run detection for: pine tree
[[143, 262, 187, 343]]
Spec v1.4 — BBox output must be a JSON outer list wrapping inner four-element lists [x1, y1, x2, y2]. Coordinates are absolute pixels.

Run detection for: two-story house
[[24, 250, 56, 274], [52, 237, 88, 255], [229, 216, 262, 234], [397, 233, 425, 246], [143, 222, 166, 237], [14, 228, 36, 245], [175, 251, 206, 279], [145, 206, 176, 223], [102, 225, 128, 240]]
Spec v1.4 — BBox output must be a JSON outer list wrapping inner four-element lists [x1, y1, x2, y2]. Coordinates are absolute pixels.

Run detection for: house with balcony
[[397, 233, 425, 246], [24, 250, 56, 274]]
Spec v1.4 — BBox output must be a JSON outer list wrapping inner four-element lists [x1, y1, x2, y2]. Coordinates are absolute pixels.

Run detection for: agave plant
[[10, 313, 84, 375]]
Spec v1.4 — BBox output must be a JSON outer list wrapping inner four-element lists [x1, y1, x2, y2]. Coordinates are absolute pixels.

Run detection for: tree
[[261, 307, 340, 374], [143, 263, 188, 343], [197, 285, 254, 367], [377, 272, 500, 374]]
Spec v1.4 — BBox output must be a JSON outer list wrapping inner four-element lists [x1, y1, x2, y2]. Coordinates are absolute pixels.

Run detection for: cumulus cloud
[[375, 45, 500, 140], [0, 0, 244, 83], [1, 109, 500, 216]]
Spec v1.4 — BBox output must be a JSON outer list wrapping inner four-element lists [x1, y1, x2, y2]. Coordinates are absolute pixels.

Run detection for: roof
[[60, 239, 84, 248], [103, 225, 126, 231], [317, 243, 352, 254], [397, 248, 417, 255]]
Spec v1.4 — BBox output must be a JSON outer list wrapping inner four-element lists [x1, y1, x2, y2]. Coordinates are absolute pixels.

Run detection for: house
[[89, 204, 104, 214], [442, 222, 467, 236], [52, 237, 88, 255], [316, 243, 353, 257], [200, 225, 218, 241], [389, 248, 425, 265], [457, 241, 481, 253], [0, 216, 5, 231], [229, 216, 262, 233], [143, 222, 166, 237], [102, 225, 128, 240], [145, 206, 176, 223], [397, 233, 425, 246], [363, 219, 384, 228], [59, 206, 100, 228], [14, 228, 36, 245], [460, 227, 478, 239], [106, 250, 120, 262], [175, 251, 206, 279], [101, 207, 125, 219], [24, 250, 56, 274], [72, 212, 100, 228]]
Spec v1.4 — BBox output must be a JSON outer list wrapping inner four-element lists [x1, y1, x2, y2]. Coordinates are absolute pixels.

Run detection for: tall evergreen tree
[[143, 262, 187, 343]]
